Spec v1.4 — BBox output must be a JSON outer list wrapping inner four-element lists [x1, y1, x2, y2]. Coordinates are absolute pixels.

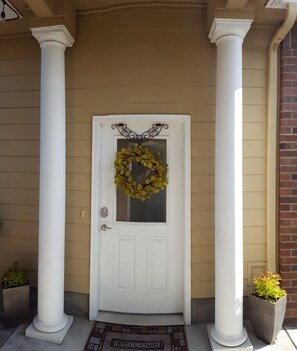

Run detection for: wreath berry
[[114, 143, 168, 201]]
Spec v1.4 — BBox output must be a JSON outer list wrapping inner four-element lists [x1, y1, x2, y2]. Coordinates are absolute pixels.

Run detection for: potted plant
[[1, 262, 30, 326], [249, 271, 287, 344]]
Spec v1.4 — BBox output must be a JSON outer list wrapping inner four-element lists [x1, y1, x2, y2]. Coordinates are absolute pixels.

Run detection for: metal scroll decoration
[[112, 123, 169, 201], [111, 123, 168, 144]]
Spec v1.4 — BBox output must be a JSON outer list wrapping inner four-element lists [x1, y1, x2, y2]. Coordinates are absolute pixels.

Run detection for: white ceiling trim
[[266, 0, 297, 9]]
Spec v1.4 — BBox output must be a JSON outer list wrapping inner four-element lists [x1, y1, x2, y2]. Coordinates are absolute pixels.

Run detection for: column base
[[26, 315, 73, 344], [207, 325, 253, 351]]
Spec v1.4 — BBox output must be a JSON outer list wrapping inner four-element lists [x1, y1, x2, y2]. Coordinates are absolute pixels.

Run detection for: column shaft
[[214, 33, 245, 341], [28, 26, 74, 337], [36, 40, 67, 331], [208, 19, 252, 348]]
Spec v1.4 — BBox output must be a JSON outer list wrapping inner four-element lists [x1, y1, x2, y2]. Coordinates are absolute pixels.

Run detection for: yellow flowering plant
[[1, 262, 29, 289], [114, 143, 168, 201], [252, 272, 286, 303]]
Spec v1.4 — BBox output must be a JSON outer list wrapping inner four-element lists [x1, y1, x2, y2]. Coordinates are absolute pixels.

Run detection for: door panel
[[115, 236, 134, 292], [99, 121, 183, 314], [147, 237, 167, 293]]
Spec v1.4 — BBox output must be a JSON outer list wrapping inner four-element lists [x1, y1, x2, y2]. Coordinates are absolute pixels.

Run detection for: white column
[[26, 25, 74, 344], [208, 19, 252, 348]]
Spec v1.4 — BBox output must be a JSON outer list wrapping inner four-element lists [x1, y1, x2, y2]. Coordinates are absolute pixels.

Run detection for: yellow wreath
[[114, 144, 168, 201]]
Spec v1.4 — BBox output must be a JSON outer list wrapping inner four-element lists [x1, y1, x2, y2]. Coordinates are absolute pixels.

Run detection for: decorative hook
[[111, 123, 169, 143]]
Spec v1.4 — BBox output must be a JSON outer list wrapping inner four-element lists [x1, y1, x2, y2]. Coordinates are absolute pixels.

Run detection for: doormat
[[84, 322, 188, 351]]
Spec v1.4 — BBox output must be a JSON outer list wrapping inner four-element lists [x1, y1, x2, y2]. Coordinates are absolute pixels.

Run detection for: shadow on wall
[[191, 297, 251, 324]]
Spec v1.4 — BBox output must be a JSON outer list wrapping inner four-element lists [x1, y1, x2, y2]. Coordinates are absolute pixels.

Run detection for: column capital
[[31, 25, 74, 48], [209, 18, 252, 44]]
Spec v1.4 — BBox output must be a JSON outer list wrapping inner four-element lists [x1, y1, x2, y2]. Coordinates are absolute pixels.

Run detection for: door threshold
[[96, 311, 184, 326]]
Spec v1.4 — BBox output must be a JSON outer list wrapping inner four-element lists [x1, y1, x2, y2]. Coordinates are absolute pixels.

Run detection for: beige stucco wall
[[0, 6, 273, 298]]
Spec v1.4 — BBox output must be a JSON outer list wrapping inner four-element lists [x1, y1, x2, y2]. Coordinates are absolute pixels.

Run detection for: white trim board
[[96, 312, 184, 326]]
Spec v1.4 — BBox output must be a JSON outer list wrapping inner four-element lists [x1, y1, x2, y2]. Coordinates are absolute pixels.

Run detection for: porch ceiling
[[0, 0, 289, 38], [75, 0, 286, 26], [75, 0, 207, 8]]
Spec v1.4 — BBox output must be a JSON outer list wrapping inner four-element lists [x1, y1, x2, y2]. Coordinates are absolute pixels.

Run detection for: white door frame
[[89, 114, 191, 324]]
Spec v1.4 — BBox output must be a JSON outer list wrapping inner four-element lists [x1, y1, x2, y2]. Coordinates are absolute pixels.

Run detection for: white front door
[[90, 115, 191, 320]]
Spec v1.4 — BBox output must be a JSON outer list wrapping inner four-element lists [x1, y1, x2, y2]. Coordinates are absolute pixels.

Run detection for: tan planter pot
[[249, 294, 287, 344], [2, 285, 30, 326]]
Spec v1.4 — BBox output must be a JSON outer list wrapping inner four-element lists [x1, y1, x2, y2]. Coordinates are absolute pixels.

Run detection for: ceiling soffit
[[0, 0, 288, 38], [75, 0, 207, 10], [75, 0, 207, 18], [208, 0, 286, 28]]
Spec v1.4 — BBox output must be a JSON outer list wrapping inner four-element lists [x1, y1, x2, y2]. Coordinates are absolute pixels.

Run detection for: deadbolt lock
[[100, 207, 108, 218]]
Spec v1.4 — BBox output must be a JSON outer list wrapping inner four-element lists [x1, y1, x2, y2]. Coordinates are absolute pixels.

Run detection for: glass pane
[[116, 139, 167, 223]]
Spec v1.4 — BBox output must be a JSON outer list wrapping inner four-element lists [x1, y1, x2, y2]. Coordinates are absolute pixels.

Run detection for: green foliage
[[1, 262, 29, 289], [252, 272, 286, 303], [114, 143, 168, 201]]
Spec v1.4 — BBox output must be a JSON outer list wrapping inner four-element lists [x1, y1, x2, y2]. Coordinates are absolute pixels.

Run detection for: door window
[[116, 139, 167, 223]]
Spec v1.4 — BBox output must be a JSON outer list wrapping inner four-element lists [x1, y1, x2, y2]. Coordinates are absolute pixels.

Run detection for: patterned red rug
[[84, 322, 188, 351]]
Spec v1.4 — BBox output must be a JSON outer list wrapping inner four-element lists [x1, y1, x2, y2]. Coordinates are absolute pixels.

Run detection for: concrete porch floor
[[0, 317, 297, 351]]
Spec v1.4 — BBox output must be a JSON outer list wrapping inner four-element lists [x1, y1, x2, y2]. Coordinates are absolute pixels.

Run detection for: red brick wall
[[279, 24, 297, 319]]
